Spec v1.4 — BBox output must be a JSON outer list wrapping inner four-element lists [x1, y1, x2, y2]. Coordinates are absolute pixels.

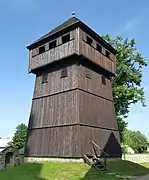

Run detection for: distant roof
[[0, 148, 5, 153], [18, 147, 25, 155], [0, 146, 18, 155], [34, 17, 80, 45], [0, 138, 11, 148], [27, 16, 117, 54]]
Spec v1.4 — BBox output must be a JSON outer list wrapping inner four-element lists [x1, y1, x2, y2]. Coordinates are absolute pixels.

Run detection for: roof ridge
[[33, 16, 80, 45], [27, 16, 117, 54]]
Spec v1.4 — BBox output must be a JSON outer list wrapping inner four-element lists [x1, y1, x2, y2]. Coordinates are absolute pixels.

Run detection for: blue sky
[[0, 0, 149, 138]]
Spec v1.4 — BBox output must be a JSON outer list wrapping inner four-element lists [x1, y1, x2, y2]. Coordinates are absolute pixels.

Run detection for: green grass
[[0, 161, 149, 180], [140, 162, 149, 169], [107, 160, 149, 176]]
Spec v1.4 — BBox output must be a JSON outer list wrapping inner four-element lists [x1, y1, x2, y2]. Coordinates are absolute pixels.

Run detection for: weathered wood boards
[[26, 16, 121, 158], [29, 28, 116, 75]]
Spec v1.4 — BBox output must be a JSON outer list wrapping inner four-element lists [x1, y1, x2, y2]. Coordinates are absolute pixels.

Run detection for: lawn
[[0, 160, 149, 180]]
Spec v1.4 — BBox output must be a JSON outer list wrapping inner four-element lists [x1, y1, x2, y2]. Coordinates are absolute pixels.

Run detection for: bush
[[123, 129, 148, 154]]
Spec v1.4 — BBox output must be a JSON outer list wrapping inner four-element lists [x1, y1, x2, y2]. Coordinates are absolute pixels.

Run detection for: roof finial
[[72, 12, 76, 17]]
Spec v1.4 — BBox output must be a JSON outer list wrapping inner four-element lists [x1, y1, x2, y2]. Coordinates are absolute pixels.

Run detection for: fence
[[122, 154, 149, 163]]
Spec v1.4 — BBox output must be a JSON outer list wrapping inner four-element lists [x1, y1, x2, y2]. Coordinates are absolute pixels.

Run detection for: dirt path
[[134, 174, 149, 180]]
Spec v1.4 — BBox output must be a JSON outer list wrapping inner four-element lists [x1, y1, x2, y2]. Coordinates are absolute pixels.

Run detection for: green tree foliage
[[102, 35, 147, 141], [124, 129, 148, 153], [10, 123, 28, 150]]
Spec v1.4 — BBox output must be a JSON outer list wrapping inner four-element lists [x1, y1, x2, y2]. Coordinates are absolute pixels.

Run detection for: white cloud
[[124, 8, 149, 31], [114, 8, 149, 35], [0, 0, 40, 11], [124, 16, 143, 30]]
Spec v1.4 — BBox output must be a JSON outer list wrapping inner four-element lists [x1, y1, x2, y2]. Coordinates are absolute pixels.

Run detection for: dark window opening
[[102, 75, 106, 85], [32, 49, 37, 57], [62, 34, 70, 44], [39, 46, 45, 54], [86, 76, 91, 91], [86, 36, 93, 45], [49, 40, 56, 50], [5, 152, 13, 164], [97, 44, 102, 53], [85, 69, 91, 79], [61, 67, 68, 78], [42, 74, 48, 83], [105, 50, 110, 58]]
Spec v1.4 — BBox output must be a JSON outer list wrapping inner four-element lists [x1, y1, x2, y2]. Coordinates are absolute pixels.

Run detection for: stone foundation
[[24, 154, 149, 164], [24, 157, 122, 163], [24, 157, 84, 163], [122, 154, 149, 163], [0, 155, 5, 170]]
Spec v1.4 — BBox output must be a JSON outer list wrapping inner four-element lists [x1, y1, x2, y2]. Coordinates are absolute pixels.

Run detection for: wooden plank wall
[[78, 126, 121, 157], [30, 40, 75, 72], [26, 125, 80, 157], [29, 90, 78, 129], [79, 28, 116, 75], [33, 64, 78, 99], [29, 29, 79, 72], [26, 26, 119, 157], [79, 90, 117, 130], [78, 65, 113, 101], [27, 63, 81, 157], [26, 125, 121, 157], [29, 27, 116, 75], [76, 64, 121, 157], [77, 64, 118, 132]]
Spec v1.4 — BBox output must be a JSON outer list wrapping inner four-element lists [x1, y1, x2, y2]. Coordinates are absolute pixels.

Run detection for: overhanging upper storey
[[27, 16, 117, 75]]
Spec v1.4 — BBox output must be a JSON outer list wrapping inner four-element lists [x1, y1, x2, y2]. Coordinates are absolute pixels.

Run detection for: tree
[[10, 123, 28, 150], [124, 129, 148, 153], [102, 35, 147, 141]]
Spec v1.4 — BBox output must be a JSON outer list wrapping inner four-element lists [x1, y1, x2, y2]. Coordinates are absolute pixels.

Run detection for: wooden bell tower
[[25, 15, 122, 158]]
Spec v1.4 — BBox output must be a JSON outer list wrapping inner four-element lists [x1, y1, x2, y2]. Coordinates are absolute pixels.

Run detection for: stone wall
[[24, 157, 84, 163], [1, 153, 149, 169], [0, 155, 24, 170], [0, 155, 5, 170], [122, 154, 149, 163], [0, 146, 24, 171], [25, 154, 149, 164]]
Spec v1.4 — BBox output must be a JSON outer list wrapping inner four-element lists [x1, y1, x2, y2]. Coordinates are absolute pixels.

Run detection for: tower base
[[24, 157, 84, 163]]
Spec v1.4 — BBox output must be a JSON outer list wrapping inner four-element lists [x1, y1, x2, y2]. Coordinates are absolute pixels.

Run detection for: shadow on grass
[[81, 167, 111, 180], [81, 160, 149, 180], [0, 163, 46, 180]]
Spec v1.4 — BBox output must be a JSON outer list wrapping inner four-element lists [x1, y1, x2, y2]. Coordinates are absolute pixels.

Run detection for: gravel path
[[134, 174, 149, 180]]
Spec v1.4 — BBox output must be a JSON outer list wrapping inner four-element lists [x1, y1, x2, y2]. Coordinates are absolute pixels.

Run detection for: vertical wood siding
[[27, 61, 121, 157], [29, 29, 79, 72], [78, 126, 121, 157], [29, 90, 78, 129], [78, 90, 117, 130], [28, 28, 116, 75], [78, 65, 113, 101], [33, 64, 78, 99], [26, 26, 121, 158], [79, 29, 116, 75], [26, 125, 121, 157], [29, 40, 75, 72], [26, 125, 80, 157]]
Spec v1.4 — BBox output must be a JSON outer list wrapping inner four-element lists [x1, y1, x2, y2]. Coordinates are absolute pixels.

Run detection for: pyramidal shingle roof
[[35, 17, 80, 43], [27, 16, 117, 54]]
